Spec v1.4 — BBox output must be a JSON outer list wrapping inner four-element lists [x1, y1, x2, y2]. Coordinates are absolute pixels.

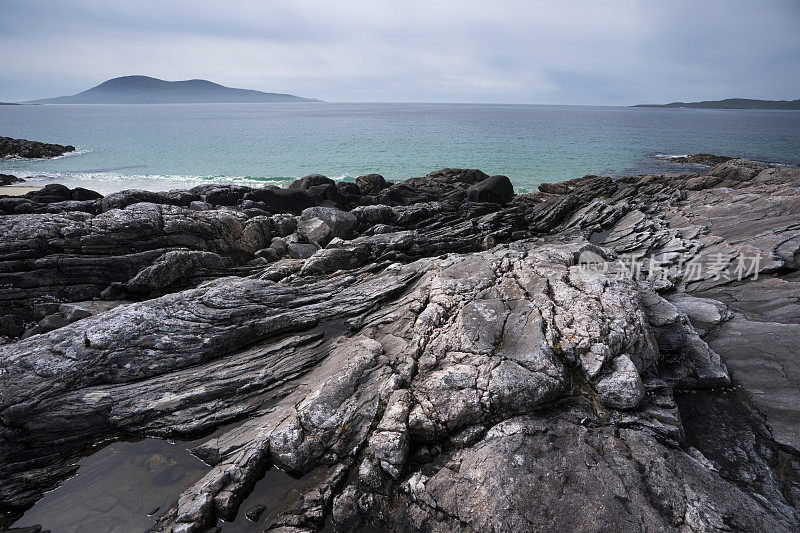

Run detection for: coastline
[[1, 158, 800, 532]]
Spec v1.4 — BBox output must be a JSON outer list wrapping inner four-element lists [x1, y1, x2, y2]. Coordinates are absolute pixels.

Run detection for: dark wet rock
[[24, 184, 72, 203], [336, 182, 361, 197], [355, 174, 389, 194], [70, 187, 103, 201], [240, 199, 270, 212], [246, 505, 266, 522], [0, 174, 23, 185], [0, 185, 105, 216], [189, 200, 212, 211], [243, 187, 315, 214], [465, 175, 514, 204], [190, 184, 250, 207], [2, 159, 800, 532], [305, 183, 347, 210], [378, 168, 490, 206], [0, 136, 75, 159], [289, 174, 336, 190], [102, 189, 200, 211], [659, 153, 733, 166]]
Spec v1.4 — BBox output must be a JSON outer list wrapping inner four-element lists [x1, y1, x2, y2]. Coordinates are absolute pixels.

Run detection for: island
[[1, 155, 800, 532], [633, 98, 800, 110], [23, 75, 320, 104]]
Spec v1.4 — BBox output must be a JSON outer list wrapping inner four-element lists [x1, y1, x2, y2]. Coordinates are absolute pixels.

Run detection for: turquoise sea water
[[1, 103, 799, 193]]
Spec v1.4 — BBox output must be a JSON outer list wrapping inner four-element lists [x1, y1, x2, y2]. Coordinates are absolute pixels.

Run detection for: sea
[[1, 102, 799, 194]]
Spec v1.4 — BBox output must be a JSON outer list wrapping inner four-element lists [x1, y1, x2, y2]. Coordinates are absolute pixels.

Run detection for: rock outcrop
[[0, 174, 24, 186], [1, 158, 800, 532], [0, 136, 75, 159]]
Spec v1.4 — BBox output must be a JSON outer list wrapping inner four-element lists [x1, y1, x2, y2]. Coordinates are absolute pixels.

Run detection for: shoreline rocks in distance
[[0, 136, 76, 159], [657, 153, 733, 166], [0, 174, 24, 186], [0, 158, 799, 532]]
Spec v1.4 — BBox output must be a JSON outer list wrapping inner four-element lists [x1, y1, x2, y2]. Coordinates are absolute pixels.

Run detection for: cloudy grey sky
[[1, 0, 799, 104]]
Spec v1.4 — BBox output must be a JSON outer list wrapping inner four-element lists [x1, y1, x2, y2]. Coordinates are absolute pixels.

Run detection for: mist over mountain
[[25, 76, 320, 104]]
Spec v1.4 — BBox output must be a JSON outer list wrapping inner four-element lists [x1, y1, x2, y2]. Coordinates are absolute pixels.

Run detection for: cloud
[[0, 0, 798, 103]]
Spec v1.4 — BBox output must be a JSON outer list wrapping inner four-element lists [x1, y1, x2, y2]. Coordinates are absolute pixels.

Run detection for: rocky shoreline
[[1, 159, 799, 532], [0, 136, 75, 159]]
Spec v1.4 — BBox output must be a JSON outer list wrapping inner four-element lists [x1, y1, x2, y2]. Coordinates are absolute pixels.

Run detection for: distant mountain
[[633, 98, 800, 110], [25, 76, 320, 104]]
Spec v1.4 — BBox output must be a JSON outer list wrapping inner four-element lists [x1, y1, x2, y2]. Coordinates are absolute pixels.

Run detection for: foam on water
[[16, 170, 363, 194]]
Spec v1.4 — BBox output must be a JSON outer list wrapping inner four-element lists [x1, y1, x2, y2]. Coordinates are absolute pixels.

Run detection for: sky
[[1, 0, 799, 104]]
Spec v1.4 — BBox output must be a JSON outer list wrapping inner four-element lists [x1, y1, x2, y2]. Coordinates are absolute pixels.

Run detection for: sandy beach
[[0, 185, 43, 196]]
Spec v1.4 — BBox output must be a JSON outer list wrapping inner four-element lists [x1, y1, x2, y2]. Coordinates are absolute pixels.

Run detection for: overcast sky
[[1, 0, 799, 104]]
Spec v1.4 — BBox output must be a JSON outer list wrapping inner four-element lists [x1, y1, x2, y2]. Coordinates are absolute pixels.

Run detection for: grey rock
[[299, 246, 370, 275], [269, 236, 288, 255], [125, 250, 226, 293], [297, 216, 332, 246], [255, 248, 281, 262], [299, 207, 357, 242], [2, 159, 800, 533], [189, 200, 212, 211], [287, 242, 318, 259]]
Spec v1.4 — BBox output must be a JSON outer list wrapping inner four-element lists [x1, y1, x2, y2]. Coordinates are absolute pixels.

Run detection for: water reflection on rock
[[11, 439, 208, 533]]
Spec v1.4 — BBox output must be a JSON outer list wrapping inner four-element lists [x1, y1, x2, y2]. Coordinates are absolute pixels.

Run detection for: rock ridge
[[0, 159, 799, 531]]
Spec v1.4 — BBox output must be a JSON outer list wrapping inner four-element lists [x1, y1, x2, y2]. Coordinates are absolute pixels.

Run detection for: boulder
[[242, 187, 315, 214], [306, 182, 347, 209], [190, 184, 251, 207], [102, 189, 199, 211], [287, 242, 318, 259], [297, 206, 357, 246], [378, 168, 491, 206], [70, 187, 103, 201], [289, 174, 336, 190], [299, 245, 370, 275], [125, 250, 225, 293], [24, 184, 72, 203], [355, 174, 388, 194], [466, 175, 514, 204], [0, 174, 23, 186]]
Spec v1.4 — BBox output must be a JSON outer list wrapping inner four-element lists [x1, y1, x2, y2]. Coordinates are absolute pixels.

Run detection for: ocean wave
[[654, 153, 689, 159], [17, 170, 361, 194], [51, 148, 93, 160]]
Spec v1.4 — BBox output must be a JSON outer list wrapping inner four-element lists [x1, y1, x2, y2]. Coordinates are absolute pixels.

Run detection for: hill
[[25, 75, 320, 104], [633, 98, 800, 110]]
